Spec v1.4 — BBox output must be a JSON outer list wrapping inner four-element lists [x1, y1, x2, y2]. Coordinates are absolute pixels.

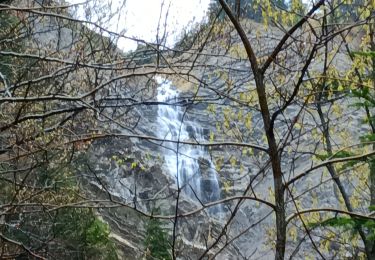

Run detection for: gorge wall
[[3, 1, 369, 259]]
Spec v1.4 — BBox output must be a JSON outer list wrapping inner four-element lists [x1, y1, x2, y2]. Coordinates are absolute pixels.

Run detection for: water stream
[[156, 80, 222, 210]]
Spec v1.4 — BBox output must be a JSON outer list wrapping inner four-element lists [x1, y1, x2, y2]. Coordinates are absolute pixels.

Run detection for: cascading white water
[[156, 80, 222, 209]]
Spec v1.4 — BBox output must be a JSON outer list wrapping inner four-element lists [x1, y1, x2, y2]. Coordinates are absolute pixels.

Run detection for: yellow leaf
[[223, 181, 232, 193], [239, 92, 245, 101], [230, 157, 237, 167], [224, 119, 230, 129], [209, 131, 214, 142], [288, 226, 297, 242], [245, 113, 252, 129], [238, 109, 243, 121], [216, 122, 221, 132]]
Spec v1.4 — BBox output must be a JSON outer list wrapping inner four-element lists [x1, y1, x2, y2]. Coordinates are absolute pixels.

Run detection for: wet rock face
[[80, 81, 233, 257], [79, 54, 363, 259], [84, 94, 273, 258], [185, 125, 195, 139], [200, 179, 220, 203], [88, 141, 174, 204], [197, 158, 221, 203]]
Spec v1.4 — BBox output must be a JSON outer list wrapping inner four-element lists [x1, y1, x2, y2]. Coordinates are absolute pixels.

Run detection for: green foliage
[[86, 219, 111, 244], [353, 51, 375, 58], [346, 50, 375, 166], [315, 150, 364, 171], [310, 213, 375, 241], [53, 208, 117, 259], [207, 0, 300, 24], [0, 10, 21, 79], [4, 207, 118, 259], [314, 216, 366, 230], [207, 0, 263, 22], [129, 44, 158, 65], [334, 0, 364, 22], [0, 155, 118, 258], [144, 216, 171, 260], [315, 150, 356, 161], [308, 47, 375, 255]]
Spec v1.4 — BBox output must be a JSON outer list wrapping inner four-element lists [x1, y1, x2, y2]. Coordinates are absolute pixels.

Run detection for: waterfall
[[156, 79, 222, 211]]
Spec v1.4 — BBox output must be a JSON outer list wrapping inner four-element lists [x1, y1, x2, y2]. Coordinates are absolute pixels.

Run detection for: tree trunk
[[254, 74, 286, 260], [368, 13, 375, 258]]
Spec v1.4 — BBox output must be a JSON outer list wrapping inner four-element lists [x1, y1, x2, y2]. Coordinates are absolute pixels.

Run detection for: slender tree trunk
[[339, 10, 375, 259], [218, 0, 324, 258], [369, 14, 375, 207], [316, 11, 375, 258], [368, 13, 375, 258], [254, 74, 286, 260], [235, 0, 241, 20]]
